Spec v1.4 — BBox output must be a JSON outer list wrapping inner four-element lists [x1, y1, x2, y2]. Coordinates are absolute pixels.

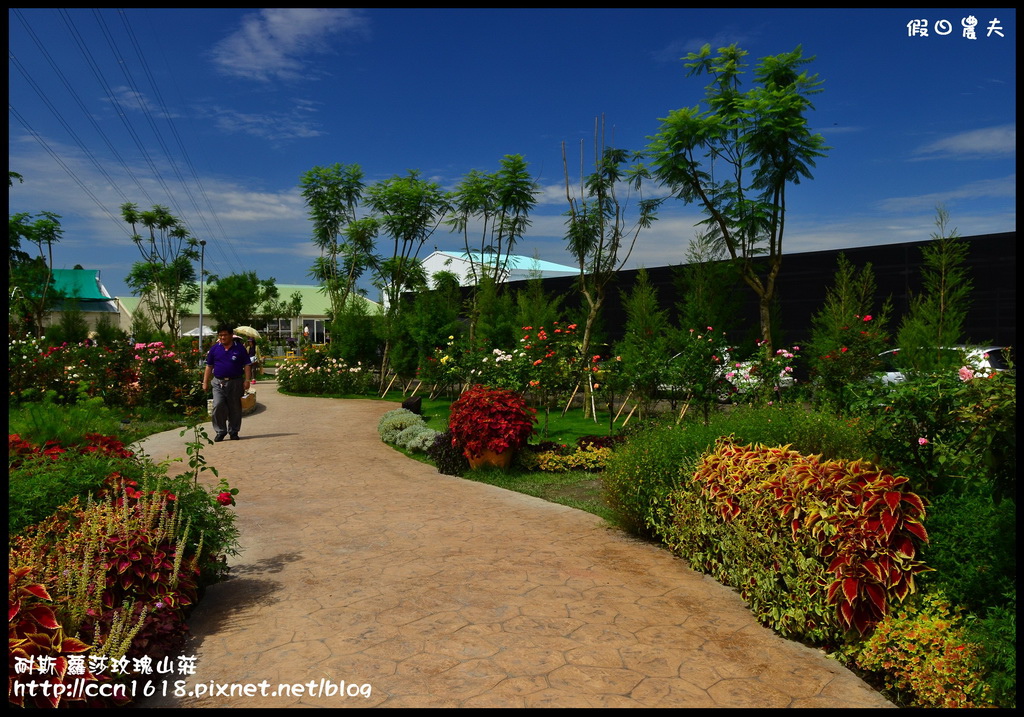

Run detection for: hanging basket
[[465, 448, 515, 470]]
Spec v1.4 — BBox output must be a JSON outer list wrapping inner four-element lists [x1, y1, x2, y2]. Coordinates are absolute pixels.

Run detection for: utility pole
[[198, 240, 207, 360]]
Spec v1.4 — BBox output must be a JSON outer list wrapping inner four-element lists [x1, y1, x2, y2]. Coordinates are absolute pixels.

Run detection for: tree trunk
[[579, 294, 603, 419]]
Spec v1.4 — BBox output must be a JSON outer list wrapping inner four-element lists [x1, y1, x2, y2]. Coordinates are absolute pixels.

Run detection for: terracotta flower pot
[[466, 448, 515, 470]]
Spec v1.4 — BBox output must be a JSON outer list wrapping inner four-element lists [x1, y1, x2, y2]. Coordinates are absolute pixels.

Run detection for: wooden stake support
[[613, 391, 632, 422], [561, 382, 581, 416], [676, 398, 691, 425], [621, 404, 638, 427], [588, 375, 598, 422], [380, 372, 398, 398]]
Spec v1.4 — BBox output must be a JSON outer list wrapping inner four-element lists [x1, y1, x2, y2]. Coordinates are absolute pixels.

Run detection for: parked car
[[875, 345, 1012, 385], [657, 349, 796, 403], [726, 359, 797, 395]]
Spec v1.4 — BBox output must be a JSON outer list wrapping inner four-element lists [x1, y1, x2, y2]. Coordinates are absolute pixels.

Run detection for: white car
[[726, 359, 797, 394], [658, 349, 796, 403], [876, 345, 1011, 385]]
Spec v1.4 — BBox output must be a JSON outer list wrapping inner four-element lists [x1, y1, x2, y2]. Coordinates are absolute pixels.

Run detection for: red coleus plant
[[8, 433, 134, 470], [8, 566, 97, 708], [448, 384, 537, 458]]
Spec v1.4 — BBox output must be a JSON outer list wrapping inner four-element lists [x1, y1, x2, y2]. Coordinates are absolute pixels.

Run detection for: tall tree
[[365, 170, 450, 380], [9, 209, 63, 338], [807, 252, 893, 408], [300, 163, 373, 319], [563, 117, 658, 416], [674, 230, 743, 337], [205, 271, 280, 328], [895, 206, 973, 371], [447, 154, 539, 285], [648, 44, 829, 353], [515, 272, 568, 334], [121, 203, 200, 337], [446, 155, 539, 345], [615, 268, 673, 418]]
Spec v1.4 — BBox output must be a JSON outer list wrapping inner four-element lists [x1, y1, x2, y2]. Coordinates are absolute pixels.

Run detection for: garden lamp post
[[198, 240, 206, 358]]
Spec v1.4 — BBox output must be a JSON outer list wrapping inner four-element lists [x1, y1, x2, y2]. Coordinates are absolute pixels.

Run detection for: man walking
[[202, 325, 253, 441]]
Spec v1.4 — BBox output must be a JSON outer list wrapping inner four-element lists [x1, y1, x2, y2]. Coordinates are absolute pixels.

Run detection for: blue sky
[[9, 8, 1016, 301]]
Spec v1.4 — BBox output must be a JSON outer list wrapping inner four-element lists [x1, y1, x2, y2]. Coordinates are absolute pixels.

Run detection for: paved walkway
[[135, 383, 891, 708]]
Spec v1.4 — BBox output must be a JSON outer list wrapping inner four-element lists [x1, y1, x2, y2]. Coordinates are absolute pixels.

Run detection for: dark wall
[[497, 232, 1016, 350]]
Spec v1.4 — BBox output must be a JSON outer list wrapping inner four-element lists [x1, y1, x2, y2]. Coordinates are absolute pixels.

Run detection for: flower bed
[[8, 431, 239, 708]]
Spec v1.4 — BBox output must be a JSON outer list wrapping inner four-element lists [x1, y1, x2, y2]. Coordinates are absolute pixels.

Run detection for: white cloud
[[912, 124, 1016, 159], [876, 174, 1016, 212], [206, 106, 325, 141], [211, 8, 370, 82]]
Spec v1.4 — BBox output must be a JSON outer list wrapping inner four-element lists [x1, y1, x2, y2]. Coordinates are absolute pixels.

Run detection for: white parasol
[[233, 325, 261, 340]]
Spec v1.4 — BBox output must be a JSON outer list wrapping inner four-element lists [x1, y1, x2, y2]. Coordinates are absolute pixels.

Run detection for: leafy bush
[[534, 444, 613, 473], [602, 419, 718, 538], [665, 438, 929, 642], [9, 391, 125, 448], [9, 432, 143, 535], [448, 384, 536, 458], [854, 591, 993, 708], [426, 430, 469, 477], [850, 371, 970, 497], [808, 313, 892, 411], [917, 489, 1015, 616], [8, 565, 103, 708], [967, 594, 1016, 708], [377, 408, 425, 444], [718, 403, 874, 461], [9, 484, 205, 707], [395, 423, 441, 453], [276, 354, 376, 396]]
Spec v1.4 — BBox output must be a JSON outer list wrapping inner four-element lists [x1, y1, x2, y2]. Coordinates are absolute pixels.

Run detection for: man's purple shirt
[[206, 340, 252, 378]]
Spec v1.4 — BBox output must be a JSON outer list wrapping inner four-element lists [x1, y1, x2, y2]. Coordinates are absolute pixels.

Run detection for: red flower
[[217, 492, 234, 506]]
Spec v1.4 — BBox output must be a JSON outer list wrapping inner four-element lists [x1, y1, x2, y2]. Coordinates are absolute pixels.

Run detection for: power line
[[8, 103, 135, 240], [118, 9, 245, 273]]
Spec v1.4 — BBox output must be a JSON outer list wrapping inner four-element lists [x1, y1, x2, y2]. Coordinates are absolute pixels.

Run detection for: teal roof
[[453, 251, 576, 273], [51, 269, 113, 301]]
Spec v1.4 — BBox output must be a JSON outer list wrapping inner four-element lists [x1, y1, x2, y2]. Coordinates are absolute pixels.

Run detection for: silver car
[[876, 345, 1011, 385]]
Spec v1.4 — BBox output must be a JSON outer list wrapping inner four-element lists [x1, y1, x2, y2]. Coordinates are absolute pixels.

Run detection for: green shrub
[[854, 591, 993, 708], [8, 450, 144, 535], [917, 490, 1015, 616], [602, 419, 720, 538], [9, 391, 124, 448], [377, 408, 425, 444], [849, 372, 970, 497], [968, 593, 1016, 708], [395, 423, 440, 453], [716, 403, 874, 461]]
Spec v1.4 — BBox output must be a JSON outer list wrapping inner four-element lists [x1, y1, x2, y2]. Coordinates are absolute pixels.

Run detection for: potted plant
[[448, 384, 537, 469]]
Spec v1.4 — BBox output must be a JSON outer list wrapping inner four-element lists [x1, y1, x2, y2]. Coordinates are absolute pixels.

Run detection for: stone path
[[135, 383, 892, 708]]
